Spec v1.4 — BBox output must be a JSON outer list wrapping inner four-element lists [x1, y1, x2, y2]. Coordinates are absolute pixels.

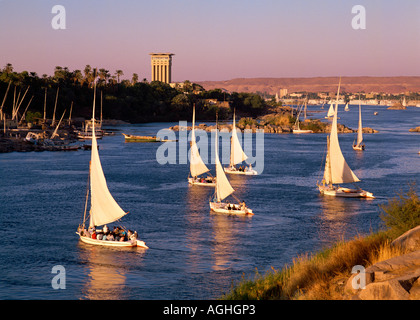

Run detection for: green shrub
[[380, 183, 420, 238]]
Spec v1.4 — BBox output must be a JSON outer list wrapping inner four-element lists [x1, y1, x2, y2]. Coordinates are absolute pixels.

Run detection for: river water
[[0, 105, 419, 299]]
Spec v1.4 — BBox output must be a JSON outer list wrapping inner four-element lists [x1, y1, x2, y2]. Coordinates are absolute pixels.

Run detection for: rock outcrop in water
[[168, 119, 378, 134]]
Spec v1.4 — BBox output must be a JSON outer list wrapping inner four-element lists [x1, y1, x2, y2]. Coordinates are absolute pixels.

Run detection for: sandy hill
[[197, 76, 420, 95]]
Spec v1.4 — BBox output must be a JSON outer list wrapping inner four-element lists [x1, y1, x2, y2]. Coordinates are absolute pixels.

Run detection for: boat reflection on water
[[77, 242, 146, 300], [317, 196, 362, 245], [210, 214, 240, 271], [185, 179, 252, 272]]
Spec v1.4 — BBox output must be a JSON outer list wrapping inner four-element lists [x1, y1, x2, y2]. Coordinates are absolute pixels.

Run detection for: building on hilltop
[[150, 53, 174, 84]]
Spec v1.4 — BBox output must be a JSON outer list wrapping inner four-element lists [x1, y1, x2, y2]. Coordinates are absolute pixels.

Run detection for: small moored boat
[[122, 133, 160, 142]]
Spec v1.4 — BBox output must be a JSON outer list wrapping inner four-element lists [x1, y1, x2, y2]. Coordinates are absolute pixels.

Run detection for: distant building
[[150, 53, 174, 83], [279, 88, 288, 98]]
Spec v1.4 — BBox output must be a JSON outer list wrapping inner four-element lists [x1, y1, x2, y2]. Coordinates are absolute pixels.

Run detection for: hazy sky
[[0, 0, 419, 82]]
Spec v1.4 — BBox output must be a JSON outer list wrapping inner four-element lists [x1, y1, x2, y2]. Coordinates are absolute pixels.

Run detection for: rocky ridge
[[346, 225, 420, 300]]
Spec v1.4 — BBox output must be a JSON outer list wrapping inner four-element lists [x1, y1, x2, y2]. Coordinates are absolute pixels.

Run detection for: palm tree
[[115, 70, 124, 83], [98, 68, 110, 87], [84, 65, 94, 87], [132, 73, 139, 85], [3, 63, 13, 74]]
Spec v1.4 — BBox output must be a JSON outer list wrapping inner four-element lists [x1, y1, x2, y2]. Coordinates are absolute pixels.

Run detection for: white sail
[[230, 110, 248, 166], [356, 101, 363, 147], [89, 85, 128, 227], [190, 105, 210, 177], [215, 128, 234, 202], [327, 101, 335, 117], [326, 82, 360, 185]]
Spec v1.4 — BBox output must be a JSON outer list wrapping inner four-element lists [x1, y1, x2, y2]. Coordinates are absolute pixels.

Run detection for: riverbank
[[222, 186, 420, 300]]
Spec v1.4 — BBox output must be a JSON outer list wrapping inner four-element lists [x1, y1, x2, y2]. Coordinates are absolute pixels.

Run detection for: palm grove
[[0, 63, 269, 124]]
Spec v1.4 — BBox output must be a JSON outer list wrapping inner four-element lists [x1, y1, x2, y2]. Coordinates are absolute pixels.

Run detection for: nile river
[[0, 105, 419, 299]]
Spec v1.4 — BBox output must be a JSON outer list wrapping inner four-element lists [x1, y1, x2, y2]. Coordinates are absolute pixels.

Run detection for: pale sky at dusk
[[0, 0, 419, 82]]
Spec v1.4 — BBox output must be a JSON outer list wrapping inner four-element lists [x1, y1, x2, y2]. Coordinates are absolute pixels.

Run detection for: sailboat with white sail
[[224, 109, 257, 175], [317, 80, 374, 198], [188, 104, 216, 186], [352, 98, 365, 151], [325, 101, 335, 119], [210, 120, 253, 215], [76, 81, 148, 248], [344, 103, 349, 111], [293, 98, 313, 134]]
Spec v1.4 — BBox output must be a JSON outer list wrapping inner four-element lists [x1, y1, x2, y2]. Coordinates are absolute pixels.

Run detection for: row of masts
[[0, 81, 104, 134]]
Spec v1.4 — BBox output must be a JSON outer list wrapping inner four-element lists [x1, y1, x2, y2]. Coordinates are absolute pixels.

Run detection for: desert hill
[[197, 76, 420, 95]]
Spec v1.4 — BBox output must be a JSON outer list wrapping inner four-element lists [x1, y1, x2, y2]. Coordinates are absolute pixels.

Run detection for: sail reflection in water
[[78, 243, 146, 300], [317, 197, 362, 244], [185, 181, 252, 272]]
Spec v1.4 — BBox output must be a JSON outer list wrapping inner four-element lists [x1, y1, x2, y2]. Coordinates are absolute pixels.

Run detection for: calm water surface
[[0, 105, 419, 299]]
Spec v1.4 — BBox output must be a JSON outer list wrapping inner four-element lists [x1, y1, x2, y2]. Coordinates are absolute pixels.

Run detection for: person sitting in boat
[[103, 225, 109, 234], [241, 201, 246, 210], [129, 231, 138, 241], [107, 233, 114, 241], [120, 229, 127, 241], [88, 226, 95, 236]]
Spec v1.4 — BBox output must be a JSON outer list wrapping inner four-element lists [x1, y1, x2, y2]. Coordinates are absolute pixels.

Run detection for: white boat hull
[[318, 185, 374, 198], [188, 178, 216, 186], [352, 144, 365, 151], [293, 129, 313, 134], [78, 234, 148, 248], [224, 167, 257, 175], [209, 201, 254, 215]]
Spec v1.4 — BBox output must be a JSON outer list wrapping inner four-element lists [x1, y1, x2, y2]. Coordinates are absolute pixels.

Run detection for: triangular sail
[[344, 103, 349, 111], [230, 110, 248, 166], [325, 79, 360, 184], [356, 101, 363, 147], [89, 84, 127, 227], [327, 101, 335, 117], [190, 105, 210, 177], [215, 128, 234, 202]]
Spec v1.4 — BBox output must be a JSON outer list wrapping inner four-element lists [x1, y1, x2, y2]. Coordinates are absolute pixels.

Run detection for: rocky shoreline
[[168, 119, 379, 134], [346, 225, 420, 300]]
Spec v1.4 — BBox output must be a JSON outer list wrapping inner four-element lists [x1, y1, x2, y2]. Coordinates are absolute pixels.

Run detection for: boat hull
[[209, 201, 254, 215], [188, 177, 216, 186], [352, 144, 365, 151], [224, 167, 257, 175], [318, 185, 374, 198], [78, 234, 148, 248], [293, 129, 313, 134], [122, 133, 159, 143]]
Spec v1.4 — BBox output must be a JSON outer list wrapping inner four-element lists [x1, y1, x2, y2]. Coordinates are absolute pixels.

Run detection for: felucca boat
[[188, 104, 216, 186], [344, 103, 350, 111], [210, 120, 253, 215], [352, 98, 365, 151], [76, 82, 148, 248], [325, 101, 335, 119], [317, 80, 374, 199], [293, 99, 313, 134], [224, 109, 257, 175]]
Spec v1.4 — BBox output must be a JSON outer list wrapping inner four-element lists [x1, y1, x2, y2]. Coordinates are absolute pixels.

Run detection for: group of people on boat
[[191, 176, 215, 184], [78, 225, 138, 242], [226, 201, 246, 211], [229, 164, 253, 172]]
